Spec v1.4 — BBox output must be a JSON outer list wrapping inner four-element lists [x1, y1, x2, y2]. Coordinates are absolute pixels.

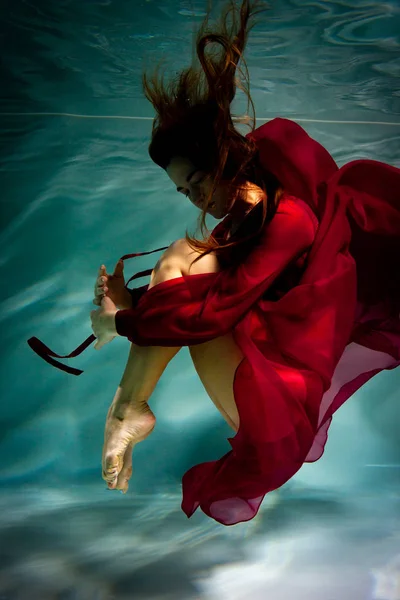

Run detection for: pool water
[[1, 0, 399, 598]]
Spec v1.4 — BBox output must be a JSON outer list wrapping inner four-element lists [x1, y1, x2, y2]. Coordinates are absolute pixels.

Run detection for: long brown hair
[[142, 0, 283, 264]]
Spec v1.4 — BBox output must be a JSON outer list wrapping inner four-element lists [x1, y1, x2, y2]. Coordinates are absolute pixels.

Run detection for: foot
[[102, 399, 156, 492]]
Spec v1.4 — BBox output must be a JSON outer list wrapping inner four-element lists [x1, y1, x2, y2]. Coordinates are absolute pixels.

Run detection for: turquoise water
[[1, 0, 400, 598]]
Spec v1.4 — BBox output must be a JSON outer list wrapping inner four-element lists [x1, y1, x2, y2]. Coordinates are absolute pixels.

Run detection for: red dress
[[28, 118, 400, 526]]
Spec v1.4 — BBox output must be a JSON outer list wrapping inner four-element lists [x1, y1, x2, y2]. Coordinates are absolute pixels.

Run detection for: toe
[[116, 442, 134, 493], [102, 452, 122, 488]]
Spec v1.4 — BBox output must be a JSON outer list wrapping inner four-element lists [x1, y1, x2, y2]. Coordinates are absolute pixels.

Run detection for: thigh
[[189, 334, 243, 432]]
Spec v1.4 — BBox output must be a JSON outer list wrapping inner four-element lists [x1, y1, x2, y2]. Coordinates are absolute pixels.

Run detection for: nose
[[191, 193, 205, 209]]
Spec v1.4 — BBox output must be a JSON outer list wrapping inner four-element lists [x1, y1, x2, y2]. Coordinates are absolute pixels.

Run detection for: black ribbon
[[27, 246, 168, 376]]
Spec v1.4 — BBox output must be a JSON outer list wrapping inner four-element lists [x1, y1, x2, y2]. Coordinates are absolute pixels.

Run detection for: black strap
[[27, 246, 168, 376]]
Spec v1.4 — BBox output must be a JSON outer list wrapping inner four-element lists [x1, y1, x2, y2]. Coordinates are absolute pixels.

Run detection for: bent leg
[[103, 239, 242, 492], [149, 239, 242, 431], [189, 334, 241, 432]]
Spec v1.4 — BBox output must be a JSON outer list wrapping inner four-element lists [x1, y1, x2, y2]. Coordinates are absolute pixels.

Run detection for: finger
[[94, 276, 106, 300], [115, 442, 134, 493], [94, 294, 103, 308], [113, 259, 124, 278], [97, 275, 108, 289], [98, 265, 107, 276], [96, 282, 107, 296]]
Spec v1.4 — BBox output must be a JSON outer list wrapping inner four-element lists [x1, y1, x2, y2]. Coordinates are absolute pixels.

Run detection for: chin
[[216, 208, 230, 220], [206, 202, 224, 219], [208, 208, 224, 219]]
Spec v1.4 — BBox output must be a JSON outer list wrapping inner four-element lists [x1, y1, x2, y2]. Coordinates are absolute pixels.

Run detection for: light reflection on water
[[1, 485, 399, 598]]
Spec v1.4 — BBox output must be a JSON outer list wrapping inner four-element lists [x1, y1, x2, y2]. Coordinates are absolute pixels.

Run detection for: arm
[[115, 198, 317, 346]]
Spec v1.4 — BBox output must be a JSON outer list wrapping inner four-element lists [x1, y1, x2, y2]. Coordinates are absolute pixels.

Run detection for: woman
[[29, 0, 399, 525]]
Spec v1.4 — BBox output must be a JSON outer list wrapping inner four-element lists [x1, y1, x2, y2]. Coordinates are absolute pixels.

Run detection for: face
[[166, 156, 232, 219]]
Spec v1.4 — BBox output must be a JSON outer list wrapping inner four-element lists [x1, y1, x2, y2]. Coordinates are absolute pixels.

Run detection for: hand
[[90, 296, 119, 350], [93, 261, 133, 310]]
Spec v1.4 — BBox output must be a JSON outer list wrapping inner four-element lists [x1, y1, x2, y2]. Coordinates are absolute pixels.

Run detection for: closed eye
[[180, 176, 204, 198]]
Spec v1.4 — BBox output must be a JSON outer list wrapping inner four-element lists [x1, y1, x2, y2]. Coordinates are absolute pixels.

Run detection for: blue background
[[1, 1, 399, 598]]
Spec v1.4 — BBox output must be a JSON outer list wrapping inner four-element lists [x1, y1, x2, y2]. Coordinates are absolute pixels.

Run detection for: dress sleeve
[[115, 197, 317, 346]]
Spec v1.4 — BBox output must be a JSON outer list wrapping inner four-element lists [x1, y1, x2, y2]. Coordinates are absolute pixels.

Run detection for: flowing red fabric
[[115, 118, 400, 525], [28, 118, 399, 525]]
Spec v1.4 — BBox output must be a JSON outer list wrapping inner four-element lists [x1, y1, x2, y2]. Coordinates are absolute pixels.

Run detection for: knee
[[153, 239, 187, 275], [149, 239, 188, 289], [166, 238, 189, 260], [164, 238, 220, 276]]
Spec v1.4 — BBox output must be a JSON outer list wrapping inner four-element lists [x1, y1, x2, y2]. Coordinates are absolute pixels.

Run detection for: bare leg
[[102, 240, 242, 492], [189, 334, 241, 432], [102, 343, 181, 492]]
